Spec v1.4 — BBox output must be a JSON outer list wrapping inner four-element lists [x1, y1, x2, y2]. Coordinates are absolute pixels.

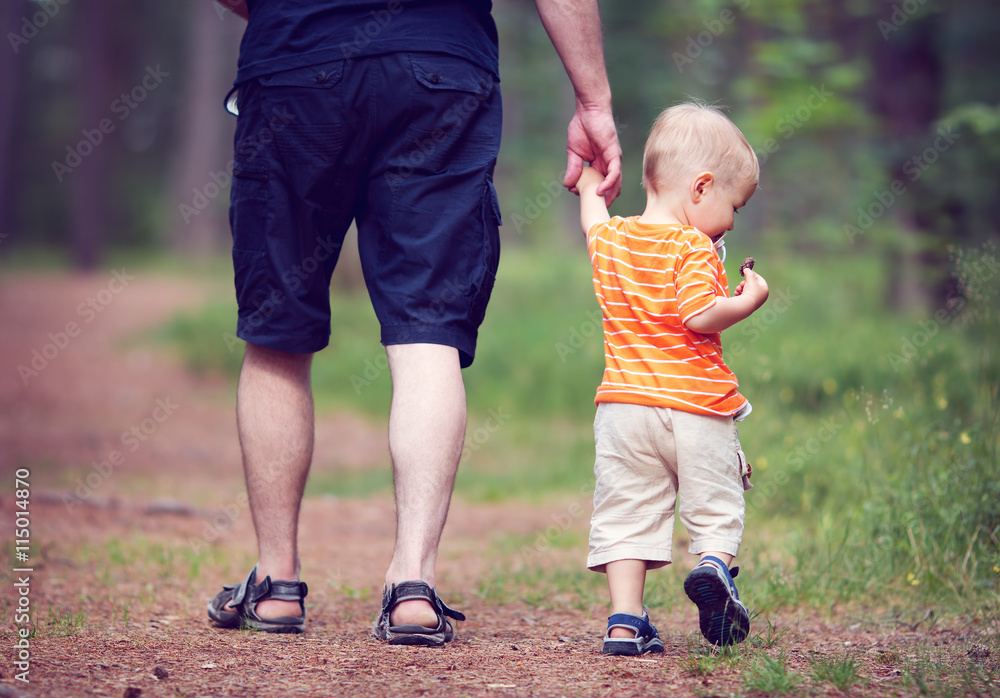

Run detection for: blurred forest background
[[3, 1, 1000, 658], [2, 0, 999, 313]]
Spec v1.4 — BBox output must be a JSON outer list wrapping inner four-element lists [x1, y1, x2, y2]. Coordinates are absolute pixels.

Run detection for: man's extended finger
[[564, 152, 584, 190], [595, 158, 622, 203]]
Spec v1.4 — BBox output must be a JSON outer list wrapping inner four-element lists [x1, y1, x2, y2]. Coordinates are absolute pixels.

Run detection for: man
[[207, 0, 621, 645]]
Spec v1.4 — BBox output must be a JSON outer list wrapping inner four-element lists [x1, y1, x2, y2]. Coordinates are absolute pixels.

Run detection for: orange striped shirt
[[587, 216, 747, 416]]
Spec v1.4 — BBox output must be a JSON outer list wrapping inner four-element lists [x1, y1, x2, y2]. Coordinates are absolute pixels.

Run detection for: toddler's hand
[[574, 166, 605, 195], [734, 268, 769, 309]]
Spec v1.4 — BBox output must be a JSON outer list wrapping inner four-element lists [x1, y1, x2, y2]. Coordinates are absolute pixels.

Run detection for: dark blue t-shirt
[[236, 0, 499, 84]]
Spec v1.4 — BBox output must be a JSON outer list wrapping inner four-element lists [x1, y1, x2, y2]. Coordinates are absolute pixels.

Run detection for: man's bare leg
[[383, 343, 466, 627], [234, 342, 314, 619]]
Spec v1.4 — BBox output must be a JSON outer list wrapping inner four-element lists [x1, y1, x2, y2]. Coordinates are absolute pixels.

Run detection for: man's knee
[[244, 342, 314, 371]]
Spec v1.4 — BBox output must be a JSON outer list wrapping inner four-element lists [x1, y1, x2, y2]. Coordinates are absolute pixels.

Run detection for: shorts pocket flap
[[258, 60, 345, 88], [410, 53, 495, 95]]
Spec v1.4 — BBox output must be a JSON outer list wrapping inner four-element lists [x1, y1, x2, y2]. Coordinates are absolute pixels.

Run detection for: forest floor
[[0, 270, 994, 697]]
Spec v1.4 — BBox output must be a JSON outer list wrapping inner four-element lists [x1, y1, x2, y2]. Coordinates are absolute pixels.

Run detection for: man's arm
[[535, 0, 622, 205], [576, 166, 611, 234], [215, 0, 249, 20]]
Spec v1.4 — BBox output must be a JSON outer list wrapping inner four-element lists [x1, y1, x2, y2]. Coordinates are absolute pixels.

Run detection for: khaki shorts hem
[[688, 538, 741, 557], [587, 548, 672, 574]]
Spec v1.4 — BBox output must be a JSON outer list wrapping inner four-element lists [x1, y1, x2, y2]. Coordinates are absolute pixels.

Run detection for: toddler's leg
[[606, 559, 646, 638], [602, 559, 664, 656], [699, 552, 733, 567], [588, 403, 672, 656], [670, 411, 749, 646]]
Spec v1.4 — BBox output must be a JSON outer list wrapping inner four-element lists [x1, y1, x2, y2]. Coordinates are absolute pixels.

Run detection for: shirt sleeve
[[587, 218, 612, 245], [675, 240, 724, 325]]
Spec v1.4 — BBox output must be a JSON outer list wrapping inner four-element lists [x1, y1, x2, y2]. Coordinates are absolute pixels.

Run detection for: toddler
[[575, 101, 768, 654]]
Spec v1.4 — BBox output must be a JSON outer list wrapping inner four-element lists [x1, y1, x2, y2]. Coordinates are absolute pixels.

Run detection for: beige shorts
[[587, 402, 749, 572]]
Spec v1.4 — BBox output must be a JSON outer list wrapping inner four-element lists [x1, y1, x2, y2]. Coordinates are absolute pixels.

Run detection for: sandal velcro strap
[[602, 611, 664, 656], [390, 580, 466, 621], [251, 577, 308, 604], [210, 564, 307, 634], [607, 612, 655, 637], [231, 566, 308, 606], [373, 580, 465, 645]]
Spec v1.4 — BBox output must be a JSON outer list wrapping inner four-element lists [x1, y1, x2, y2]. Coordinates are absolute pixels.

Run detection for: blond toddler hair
[[642, 101, 759, 193]]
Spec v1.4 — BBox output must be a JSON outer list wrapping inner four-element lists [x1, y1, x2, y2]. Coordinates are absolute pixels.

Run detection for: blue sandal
[[601, 611, 665, 656], [684, 556, 750, 646]]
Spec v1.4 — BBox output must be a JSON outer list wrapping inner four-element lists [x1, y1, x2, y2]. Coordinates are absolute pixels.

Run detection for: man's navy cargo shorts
[[228, 51, 502, 368]]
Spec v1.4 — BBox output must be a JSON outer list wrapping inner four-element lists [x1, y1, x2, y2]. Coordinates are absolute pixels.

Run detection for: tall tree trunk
[[71, 0, 118, 269], [0, 0, 28, 255], [168, 0, 238, 256], [869, 8, 943, 311]]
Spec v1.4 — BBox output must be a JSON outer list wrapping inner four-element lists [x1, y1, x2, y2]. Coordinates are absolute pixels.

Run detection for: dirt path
[[0, 272, 985, 697]]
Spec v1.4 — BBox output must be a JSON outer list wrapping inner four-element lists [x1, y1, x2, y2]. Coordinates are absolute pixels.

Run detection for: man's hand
[[215, 0, 249, 20], [565, 103, 622, 205]]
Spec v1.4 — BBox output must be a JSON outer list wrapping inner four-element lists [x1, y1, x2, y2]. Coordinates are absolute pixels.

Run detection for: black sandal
[[207, 565, 308, 634], [373, 580, 465, 646]]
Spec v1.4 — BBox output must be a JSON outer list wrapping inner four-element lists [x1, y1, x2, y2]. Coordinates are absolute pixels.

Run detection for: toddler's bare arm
[[576, 166, 611, 234], [685, 269, 769, 334]]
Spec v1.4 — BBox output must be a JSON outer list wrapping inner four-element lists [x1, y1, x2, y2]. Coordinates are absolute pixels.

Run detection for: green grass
[[151, 240, 1000, 613], [741, 653, 803, 695], [809, 650, 863, 691]]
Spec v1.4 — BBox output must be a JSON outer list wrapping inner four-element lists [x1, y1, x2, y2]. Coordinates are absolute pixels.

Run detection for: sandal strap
[[266, 579, 309, 602], [385, 580, 466, 622], [607, 612, 656, 637], [231, 565, 308, 607]]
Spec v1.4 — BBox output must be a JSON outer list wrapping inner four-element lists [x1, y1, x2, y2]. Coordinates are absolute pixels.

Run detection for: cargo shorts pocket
[[467, 179, 501, 329], [400, 53, 500, 173], [735, 427, 753, 491]]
